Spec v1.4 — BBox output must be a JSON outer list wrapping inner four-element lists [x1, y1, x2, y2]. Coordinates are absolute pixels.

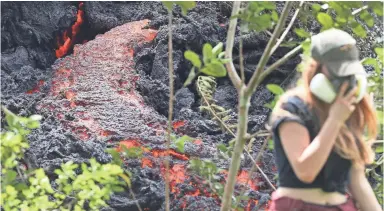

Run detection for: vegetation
[[1, 1, 382, 211], [0, 107, 134, 211], [163, 1, 383, 210]]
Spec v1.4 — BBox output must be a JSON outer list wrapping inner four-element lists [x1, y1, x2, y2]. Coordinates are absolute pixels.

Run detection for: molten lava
[[173, 120, 186, 129], [56, 2, 84, 58]]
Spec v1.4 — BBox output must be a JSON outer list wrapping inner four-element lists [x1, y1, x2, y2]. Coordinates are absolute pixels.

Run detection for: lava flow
[[55, 2, 84, 58]]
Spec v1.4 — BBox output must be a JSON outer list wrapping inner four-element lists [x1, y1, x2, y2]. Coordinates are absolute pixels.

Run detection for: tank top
[[270, 95, 352, 194]]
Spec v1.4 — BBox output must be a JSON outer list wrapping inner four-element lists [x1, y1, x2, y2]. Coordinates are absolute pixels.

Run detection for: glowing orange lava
[[56, 2, 84, 58], [173, 120, 186, 129], [116, 140, 141, 152], [152, 149, 189, 161], [141, 158, 153, 168]]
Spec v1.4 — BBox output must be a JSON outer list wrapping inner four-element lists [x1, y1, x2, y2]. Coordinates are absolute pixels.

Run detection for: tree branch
[[270, 1, 304, 56], [257, 44, 302, 85], [225, 1, 243, 91], [245, 1, 294, 97], [239, 30, 245, 83]]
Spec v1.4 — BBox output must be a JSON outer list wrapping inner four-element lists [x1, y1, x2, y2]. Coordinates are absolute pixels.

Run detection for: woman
[[267, 28, 382, 211]]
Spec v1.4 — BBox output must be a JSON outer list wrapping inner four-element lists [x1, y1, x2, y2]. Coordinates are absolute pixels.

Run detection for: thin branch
[[164, 10, 174, 211], [246, 1, 295, 97], [129, 187, 143, 211], [239, 30, 245, 83], [352, 5, 369, 15], [256, 44, 302, 85], [373, 140, 383, 144], [225, 1, 243, 90], [270, 1, 304, 56], [247, 130, 270, 140], [17, 166, 27, 184], [237, 138, 272, 206]]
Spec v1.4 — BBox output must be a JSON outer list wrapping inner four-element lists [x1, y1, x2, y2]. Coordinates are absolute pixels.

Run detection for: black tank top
[[270, 95, 352, 194]]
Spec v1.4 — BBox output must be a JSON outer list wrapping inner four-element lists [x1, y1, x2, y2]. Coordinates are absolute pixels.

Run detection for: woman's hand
[[329, 82, 358, 124]]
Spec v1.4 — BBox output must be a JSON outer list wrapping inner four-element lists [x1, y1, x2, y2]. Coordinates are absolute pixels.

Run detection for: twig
[[129, 187, 143, 211], [164, 10, 174, 211], [352, 5, 369, 15], [236, 138, 272, 207], [247, 130, 270, 140], [239, 29, 245, 83], [246, 1, 295, 97], [373, 140, 383, 144], [256, 44, 302, 85], [17, 166, 27, 184], [225, 1, 243, 91], [270, 1, 304, 56]]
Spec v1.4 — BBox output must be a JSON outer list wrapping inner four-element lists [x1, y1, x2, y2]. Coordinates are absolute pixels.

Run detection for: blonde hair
[[269, 58, 378, 165]]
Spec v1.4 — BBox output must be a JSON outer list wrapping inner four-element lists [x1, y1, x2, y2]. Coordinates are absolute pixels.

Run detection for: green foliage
[[188, 158, 224, 196], [264, 84, 285, 109], [162, 1, 196, 15], [317, 12, 334, 30], [0, 107, 128, 211], [184, 42, 230, 86], [294, 28, 311, 38], [233, 1, 278, 32], [173, 135, 194, 153]]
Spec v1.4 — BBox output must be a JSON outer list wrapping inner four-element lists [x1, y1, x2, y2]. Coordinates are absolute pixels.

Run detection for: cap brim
[[325, 60, 367, 77]]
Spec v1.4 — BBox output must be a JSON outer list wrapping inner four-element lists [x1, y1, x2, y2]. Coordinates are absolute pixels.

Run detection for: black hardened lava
[[1, 2, 383, 211]]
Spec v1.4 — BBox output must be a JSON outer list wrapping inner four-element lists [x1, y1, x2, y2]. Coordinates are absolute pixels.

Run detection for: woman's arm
[[279, 116, 342, 183], [348, 163, 382, 211]]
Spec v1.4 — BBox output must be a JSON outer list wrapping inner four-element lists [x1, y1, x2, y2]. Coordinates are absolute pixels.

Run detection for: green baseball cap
[[310, 28, 367, 77]]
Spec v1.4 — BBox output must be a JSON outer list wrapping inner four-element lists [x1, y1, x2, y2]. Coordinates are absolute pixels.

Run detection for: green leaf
[[184, 50, 201, 68], [218, 52, 225, 59], [217, 143, 228, 152], [267, 84, 284, 95], [375, 145, 383, 153], [174, 1, 196, 15], [259, 1, 276, 10], [203, 43, 213, 65], [175, 138, 185, 153], [162, 1, 173, 11], [312, 3, 321, 12], [268, 139, 274, 150], [352, 25, 367, 38], [271, 11, 279, 22], [360, 10, 374, 27], [4, 170, 17, 184], [368, 2, 384, 16], [374, 48, 383, 64], [212, 42, 223, 58], [302, 39, 311, 56], [26, 121, 40, 129], [294, 28, 311, 38], [201, 61, 227, 77], [317, 12, 334, 30], [184, 67, 196, 87], [105, 149, 122, 166]]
